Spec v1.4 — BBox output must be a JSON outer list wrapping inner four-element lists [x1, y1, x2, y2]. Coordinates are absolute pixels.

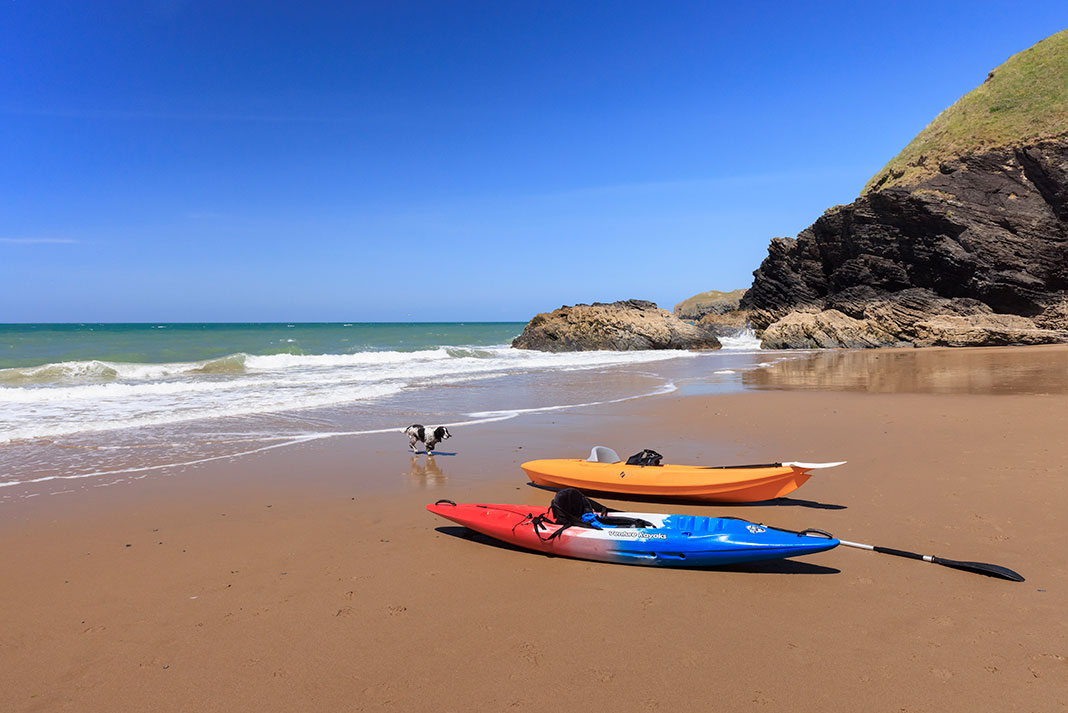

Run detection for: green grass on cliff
[[865, 28, 1068, 193]]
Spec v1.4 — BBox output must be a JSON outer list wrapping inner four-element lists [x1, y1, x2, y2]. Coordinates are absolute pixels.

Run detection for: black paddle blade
[[931, 556, 1025, 582]]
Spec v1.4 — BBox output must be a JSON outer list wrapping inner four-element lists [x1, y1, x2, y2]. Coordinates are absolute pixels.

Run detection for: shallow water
[[744, 346, 1068, 395]]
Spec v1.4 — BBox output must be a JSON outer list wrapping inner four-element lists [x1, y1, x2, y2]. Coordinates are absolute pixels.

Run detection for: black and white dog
[[404, 424, 451, 453]]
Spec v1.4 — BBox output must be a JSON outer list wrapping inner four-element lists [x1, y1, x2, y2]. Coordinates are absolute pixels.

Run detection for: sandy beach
[[2, 346, 1067, 713]]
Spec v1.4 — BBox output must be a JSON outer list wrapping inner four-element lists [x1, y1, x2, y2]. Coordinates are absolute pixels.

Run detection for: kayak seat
[[587, 446, 621, 463]]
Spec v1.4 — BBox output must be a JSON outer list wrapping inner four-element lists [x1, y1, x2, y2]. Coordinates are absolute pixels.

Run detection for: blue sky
[[2, 1, 1067, 322]]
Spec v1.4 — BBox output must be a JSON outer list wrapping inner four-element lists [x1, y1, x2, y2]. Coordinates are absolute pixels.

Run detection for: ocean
[[0, 322, 769, 498]]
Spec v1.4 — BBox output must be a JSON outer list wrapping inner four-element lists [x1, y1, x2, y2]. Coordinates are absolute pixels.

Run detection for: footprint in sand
[[387, 605, 407, 616], [930, 668, 953, 681], [589, 667, 615, 683], [518, 641, 540, 665]]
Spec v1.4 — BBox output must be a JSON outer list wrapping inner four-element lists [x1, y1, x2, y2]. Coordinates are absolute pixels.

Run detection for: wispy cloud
[[0, 238, 80, 245], [2, 106, 362, 124]]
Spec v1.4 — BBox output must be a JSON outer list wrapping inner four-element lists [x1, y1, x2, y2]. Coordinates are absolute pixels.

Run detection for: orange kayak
[[520, 448, 845, 503]]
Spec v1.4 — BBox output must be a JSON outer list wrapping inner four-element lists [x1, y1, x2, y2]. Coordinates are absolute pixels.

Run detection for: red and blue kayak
[[427, 500, 839, 568]]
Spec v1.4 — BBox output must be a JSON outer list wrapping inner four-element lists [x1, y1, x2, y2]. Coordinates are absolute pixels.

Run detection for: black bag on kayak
[[533, 488, 653, 541], [549, 487, 609, 526], [625, 449, 663, 466]]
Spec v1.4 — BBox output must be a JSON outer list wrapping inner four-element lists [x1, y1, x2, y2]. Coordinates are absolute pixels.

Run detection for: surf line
[[0, 380, 679, 491]]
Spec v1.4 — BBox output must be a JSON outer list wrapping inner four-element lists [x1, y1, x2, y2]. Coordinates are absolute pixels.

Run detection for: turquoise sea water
[[0, 322, 526, 369]]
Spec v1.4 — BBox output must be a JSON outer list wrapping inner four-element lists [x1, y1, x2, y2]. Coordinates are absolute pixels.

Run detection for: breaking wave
[[0, 354, 249, 384], [718, 328, 762, 351], [0, 345, 699, 443]]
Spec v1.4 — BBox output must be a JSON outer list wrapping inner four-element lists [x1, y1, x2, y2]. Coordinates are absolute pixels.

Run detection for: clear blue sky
[[3, 1, 1066, 322]]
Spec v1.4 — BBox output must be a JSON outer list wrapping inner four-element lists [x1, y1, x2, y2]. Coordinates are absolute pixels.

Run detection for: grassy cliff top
[[865, 28, 1068, 193]]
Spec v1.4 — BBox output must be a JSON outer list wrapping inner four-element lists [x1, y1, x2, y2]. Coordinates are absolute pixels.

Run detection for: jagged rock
[[512, 299, 721, 352], [1035, 297, 1068, 329], [758, 290, 1068, 348], [913, 314, 1067, 347], [674, 289, 748, 320], [760, 310, 895, 349], [740, 30, 1068, 349], [743, 143, 1068, 334], [859, 289, 991, 343], [697, 309, 751, 337]]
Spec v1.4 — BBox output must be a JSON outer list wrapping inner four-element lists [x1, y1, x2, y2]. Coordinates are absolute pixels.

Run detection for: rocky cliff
[[741, 29, 1068, 348], [512, 300, 721, 352]]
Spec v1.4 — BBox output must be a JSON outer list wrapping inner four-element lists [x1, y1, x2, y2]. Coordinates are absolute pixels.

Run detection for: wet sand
[[2, 346, 1067, 712]]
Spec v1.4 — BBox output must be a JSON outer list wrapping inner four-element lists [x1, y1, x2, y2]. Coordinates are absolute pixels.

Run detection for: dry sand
[[2, 347, 1066, 712]]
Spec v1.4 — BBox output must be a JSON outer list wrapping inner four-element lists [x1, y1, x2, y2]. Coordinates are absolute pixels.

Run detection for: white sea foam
[[0, 345, 698, 444], [0, 355, 247, 384], [0, 381, 680, 490], [718, 328, 762, 351]]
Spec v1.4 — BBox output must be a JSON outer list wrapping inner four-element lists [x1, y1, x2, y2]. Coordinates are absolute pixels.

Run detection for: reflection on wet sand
[[744, 345, 1068, 395], [407, 455, 446, 486]]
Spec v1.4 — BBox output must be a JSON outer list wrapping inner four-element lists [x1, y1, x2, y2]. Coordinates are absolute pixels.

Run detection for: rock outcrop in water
[[512, 300, 721, 352], [697, 309, 751, 337], [673, 288, 750, 337], [738, 29, 1068, 349], [673, 288, 747, 320]]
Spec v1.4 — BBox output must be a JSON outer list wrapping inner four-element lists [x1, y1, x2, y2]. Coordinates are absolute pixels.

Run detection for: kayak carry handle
[[434, 499, 457, 506], [797, 528, 835, 539]]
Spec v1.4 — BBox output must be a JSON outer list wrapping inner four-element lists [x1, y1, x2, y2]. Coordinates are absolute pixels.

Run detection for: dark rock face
[[512, 299, 722, 352], [742, 140, 1068, 347]]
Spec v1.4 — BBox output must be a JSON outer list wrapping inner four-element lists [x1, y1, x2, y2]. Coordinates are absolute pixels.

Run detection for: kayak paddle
[[698, 460, 847, 470], [797, 528, 1024, 582]]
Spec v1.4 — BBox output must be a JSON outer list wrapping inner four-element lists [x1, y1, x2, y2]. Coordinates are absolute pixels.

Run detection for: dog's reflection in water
[[408, 454, 446, 486]]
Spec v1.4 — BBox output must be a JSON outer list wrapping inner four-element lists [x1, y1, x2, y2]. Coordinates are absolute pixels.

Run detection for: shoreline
[[0, 346, 774, 496], [2, 346, 1067, 712]]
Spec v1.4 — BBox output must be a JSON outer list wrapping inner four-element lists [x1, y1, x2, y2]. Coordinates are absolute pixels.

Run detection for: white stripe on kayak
[[782, 461, 847, 469]]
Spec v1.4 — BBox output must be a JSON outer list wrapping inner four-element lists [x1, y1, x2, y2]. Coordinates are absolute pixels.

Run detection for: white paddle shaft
[[838, 539, 934, 562]]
